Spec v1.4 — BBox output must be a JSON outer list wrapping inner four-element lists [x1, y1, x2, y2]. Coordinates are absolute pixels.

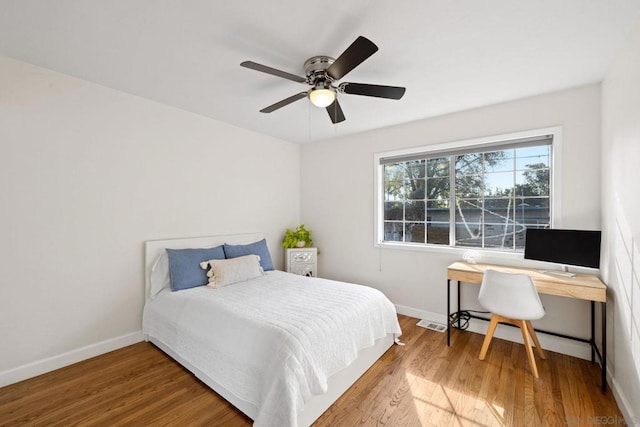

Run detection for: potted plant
[[282, 224, 313, 248]]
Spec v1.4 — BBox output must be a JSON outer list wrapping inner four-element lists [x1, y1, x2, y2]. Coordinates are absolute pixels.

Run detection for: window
[[376, 129, 558, 252]]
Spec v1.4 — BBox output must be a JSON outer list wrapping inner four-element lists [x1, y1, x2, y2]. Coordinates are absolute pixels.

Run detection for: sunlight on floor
[[405, 372, 506, 426]]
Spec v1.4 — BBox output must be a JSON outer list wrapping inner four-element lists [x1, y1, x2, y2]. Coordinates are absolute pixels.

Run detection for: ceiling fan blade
[[260, 92, 308, 113], [241, 61, 306, 83], [326, 36, 378, 81], [326, 99, 346, 124], [340, 82, 406, 100]]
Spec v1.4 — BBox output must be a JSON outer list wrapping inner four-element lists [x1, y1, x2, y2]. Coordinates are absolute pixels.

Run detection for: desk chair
[[478, 269, 546, 378]]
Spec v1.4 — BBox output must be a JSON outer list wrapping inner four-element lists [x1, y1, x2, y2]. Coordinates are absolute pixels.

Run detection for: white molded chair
[[478, 269, 546, 378]]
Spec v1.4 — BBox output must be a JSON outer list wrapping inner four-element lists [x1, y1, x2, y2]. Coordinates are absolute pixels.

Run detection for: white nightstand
[[285, 248, 317, 277]]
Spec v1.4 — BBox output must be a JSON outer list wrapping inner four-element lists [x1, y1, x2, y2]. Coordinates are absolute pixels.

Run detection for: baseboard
[[394, 304, 591, 360], [610, 376, 639, 426], [0, 331, 144, 387], [395, 304, 448, 324]]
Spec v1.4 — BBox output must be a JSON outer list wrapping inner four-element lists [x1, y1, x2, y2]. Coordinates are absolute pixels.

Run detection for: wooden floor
[[0, 315, 623, 426]]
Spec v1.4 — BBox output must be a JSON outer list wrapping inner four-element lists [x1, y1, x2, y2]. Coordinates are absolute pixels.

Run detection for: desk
[[447, 261, 607, 391]]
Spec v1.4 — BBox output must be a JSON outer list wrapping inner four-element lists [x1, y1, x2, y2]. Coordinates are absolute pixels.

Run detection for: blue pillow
[[224, 239, 274, 271], [166, 246, 226, 291]]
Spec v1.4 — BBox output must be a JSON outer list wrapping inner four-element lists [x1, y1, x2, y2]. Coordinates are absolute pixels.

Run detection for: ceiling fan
[[240, 36, 406, 124]]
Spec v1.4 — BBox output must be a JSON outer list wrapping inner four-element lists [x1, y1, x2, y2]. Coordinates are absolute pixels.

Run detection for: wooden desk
[[447, 261, 607, 391]]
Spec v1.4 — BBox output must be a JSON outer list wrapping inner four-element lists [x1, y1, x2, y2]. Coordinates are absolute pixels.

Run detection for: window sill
[[375, 241, 526, 262]]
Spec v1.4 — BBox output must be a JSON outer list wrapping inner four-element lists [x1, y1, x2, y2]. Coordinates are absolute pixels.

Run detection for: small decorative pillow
[[200, 254, 264, 288]]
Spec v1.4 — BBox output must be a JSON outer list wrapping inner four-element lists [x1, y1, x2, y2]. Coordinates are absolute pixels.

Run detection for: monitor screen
[[524, 228, 601, 268]]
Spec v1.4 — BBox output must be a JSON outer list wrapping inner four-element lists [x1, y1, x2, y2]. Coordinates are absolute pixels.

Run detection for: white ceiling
[[1, 1, 639, 144]]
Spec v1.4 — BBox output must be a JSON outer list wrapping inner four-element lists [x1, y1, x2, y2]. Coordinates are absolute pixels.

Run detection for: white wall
[[601, 20, 640, 422], [0, 56, 300, 383], [301, 84, 602, 358]]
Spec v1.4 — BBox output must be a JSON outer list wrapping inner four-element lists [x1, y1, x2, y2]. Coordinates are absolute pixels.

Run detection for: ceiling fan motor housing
[[304, 56, 335, 84]]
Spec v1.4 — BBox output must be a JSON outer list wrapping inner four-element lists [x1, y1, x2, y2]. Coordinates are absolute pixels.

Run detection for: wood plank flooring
[[0, 315, 623, 426]]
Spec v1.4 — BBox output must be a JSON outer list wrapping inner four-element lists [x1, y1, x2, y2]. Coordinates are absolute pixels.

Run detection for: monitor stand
[[541, 265, 576, 278]]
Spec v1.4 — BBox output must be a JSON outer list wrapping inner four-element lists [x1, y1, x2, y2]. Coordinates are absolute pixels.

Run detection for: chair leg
[[479, 314, 500, 360], [519, 320, 539, 378], [525, 320, 546, 359]]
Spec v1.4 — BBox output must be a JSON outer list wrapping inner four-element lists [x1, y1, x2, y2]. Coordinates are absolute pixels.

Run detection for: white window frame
[[373, 126, 563, 256]]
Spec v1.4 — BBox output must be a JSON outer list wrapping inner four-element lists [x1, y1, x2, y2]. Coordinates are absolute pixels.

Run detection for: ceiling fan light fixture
[[309, 87, 335, 108]]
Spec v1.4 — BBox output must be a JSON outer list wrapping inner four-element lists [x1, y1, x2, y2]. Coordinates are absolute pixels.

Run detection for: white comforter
[[143, 270, 401, 427]]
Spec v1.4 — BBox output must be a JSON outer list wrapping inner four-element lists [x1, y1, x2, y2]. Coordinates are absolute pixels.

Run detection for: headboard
[[144, 232, 265, 301]]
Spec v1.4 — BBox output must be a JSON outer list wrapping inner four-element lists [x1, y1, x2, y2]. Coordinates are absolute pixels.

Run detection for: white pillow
[[149, 251, 170, 299], [199, 254, 264, 288]]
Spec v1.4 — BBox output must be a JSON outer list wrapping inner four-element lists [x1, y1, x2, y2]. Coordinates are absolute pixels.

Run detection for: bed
[[142, 233, 401, 426]]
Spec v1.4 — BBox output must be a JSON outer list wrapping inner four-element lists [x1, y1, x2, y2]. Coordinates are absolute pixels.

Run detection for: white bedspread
[[143, 270, 401, 427]]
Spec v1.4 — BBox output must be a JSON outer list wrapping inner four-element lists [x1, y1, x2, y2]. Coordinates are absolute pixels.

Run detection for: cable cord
[[449, 310, 490, 330]]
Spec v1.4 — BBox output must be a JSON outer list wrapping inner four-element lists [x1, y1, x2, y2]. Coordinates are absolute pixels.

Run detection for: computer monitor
[[524, 228, 601, 269]]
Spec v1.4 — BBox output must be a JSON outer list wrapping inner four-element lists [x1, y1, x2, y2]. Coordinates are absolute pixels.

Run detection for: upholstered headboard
[[144, 232, 265, 301]]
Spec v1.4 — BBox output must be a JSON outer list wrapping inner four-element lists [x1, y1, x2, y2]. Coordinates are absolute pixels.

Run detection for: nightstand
[[285, 248, 317, 277]]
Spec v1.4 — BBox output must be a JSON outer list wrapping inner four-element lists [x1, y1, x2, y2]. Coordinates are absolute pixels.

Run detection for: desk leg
[[457, 281, 461, 329], [602, 301, 607, 392], [447, 279, 451, 346], [591, 301, 595, 363]]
